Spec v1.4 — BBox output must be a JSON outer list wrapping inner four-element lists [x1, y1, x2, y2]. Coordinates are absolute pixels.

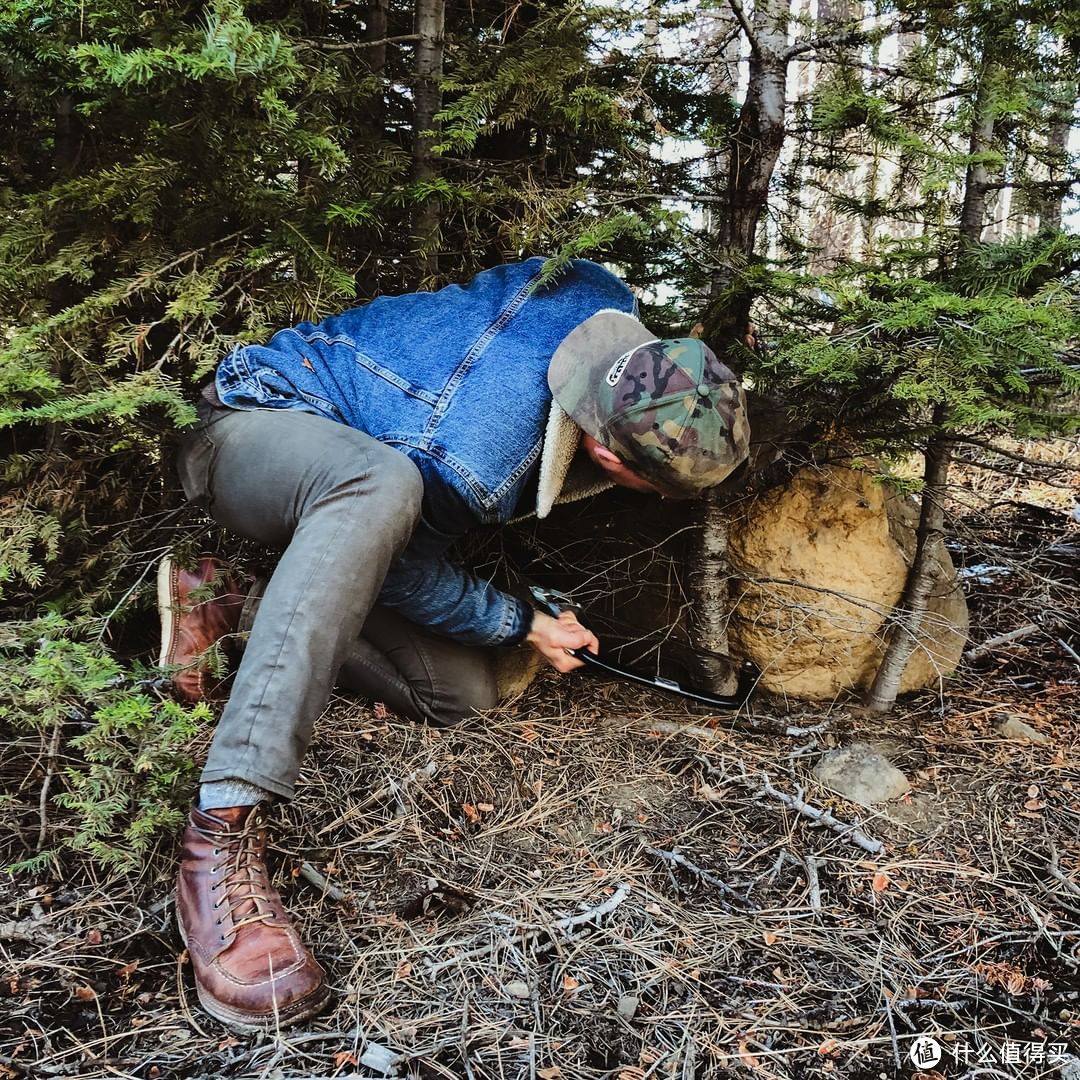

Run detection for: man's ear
[[581, 433, 623, 469], [590, 443, 622, 467]]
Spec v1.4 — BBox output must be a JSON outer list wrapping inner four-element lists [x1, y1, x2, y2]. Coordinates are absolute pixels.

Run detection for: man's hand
[[526, 609, 599, 673]]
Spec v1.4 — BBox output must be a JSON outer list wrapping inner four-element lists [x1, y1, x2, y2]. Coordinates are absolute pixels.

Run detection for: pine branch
[[726, 0, 761, 57], [298, 34, 421, 50], [953, 436, 1080, 473], [783, 29, 869, 62]]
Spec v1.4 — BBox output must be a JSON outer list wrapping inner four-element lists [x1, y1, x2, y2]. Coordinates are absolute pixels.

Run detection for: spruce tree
[[745, 0, 1079, 711]]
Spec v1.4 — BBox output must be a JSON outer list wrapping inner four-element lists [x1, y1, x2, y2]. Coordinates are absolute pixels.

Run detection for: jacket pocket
[[353, 349, 441, 406]]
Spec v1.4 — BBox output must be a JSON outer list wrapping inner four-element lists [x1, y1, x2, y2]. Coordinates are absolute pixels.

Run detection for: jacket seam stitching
[[285, 329, 440, 406], [423, 262, 545, 433], [383, 439, 492, 512]]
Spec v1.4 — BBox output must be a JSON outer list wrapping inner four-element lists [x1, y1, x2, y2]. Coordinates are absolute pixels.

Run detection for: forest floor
[[2, 452, 1079, 1080]]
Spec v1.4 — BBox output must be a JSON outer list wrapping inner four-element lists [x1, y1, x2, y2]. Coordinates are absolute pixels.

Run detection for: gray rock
[[618, 995, 639, 1019], [994, 715, 1051, 744], [1058, 1053, 1080, 1080], [504, 980, 532, 999], [360, 1042, 403, 1076], [813, 741, 910, 806]]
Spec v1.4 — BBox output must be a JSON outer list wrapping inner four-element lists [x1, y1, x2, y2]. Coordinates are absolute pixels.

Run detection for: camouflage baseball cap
[[548, 310, 750, 496]]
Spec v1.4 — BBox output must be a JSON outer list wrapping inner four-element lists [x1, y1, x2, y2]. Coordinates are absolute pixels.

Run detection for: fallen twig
[[1054, 636, 1080, 667], [606, 716, 828, 740], [148, 894, 173, 917], [644, 846, 747, 905], [893, 998, 968, 1012], [804, 855, 822, 912], [36, 722, 63, 852], [882, 990, 903, 1072], [299, 861, 346, 902], [963, 622, 1041, 661], [759, 774, 884, 856], [425, 883, 631, 975], [316, 761, 439, 836]]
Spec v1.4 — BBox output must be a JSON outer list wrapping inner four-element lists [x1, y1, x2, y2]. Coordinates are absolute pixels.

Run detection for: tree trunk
[[863, 48, 997, 714], [700, 6, 742, 244], [1040, 84, 1075, 232], [412, 0, 445, 280], [364, 0, 390, 128], [689, 0, 791, 691], [640, 0, 662, 131], [958, 61, 996, 254], [54, 94, 78, 178], [864, 46, 1000, 713], [864, 408, 952, 712], [803, 0, 861, 271]]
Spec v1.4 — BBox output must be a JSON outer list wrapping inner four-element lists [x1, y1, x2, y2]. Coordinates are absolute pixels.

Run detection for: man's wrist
[[501, 599, 536, 647]]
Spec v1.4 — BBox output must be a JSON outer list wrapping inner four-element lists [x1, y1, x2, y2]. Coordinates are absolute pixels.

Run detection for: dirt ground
[[2, 456, 1078, 1080]]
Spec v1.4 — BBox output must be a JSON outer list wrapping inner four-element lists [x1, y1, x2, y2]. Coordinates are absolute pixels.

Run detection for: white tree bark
[[691, 0, 793, 691], [412, 0, 445, 277]]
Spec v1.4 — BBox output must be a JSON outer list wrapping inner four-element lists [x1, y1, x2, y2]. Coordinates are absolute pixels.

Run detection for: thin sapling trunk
[[864, 411, 952, 713]]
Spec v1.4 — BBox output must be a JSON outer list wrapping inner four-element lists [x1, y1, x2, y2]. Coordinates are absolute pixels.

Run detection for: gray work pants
[[176, 401, 499, 799]]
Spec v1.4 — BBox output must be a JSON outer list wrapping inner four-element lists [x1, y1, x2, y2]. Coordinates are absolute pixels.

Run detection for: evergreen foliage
[[753, 237, 1080, 454], [1, 0, 1076, 855], [0, 615, 206, 872], [749, 0, 1079, 456]]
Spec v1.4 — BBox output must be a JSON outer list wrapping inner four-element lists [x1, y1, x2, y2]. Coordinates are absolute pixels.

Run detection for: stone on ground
[[813, 741, 911, 805], [994, 715, 1052, 744], [360, 1043, 403, 1076]]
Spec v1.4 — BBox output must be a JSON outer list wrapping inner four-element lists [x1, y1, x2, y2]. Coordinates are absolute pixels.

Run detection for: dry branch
[[759, 774, 884, 855], [964, 622, 1041, 660], [36, 723, 62, 852], [804, 854, 822, 911], [298, 861, 346, 902], [425, 883, 631, 975], [604, 715, 829, 740], [316, 761, 438, 836], [644, 846, 747, 905]]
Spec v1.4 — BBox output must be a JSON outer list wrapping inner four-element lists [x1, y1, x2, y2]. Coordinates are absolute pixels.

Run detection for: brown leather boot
[[176, 804, 330, 1030], [158, 555, 246, 703]]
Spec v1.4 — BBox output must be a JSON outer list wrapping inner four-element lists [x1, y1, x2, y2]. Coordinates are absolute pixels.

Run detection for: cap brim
[[547, 310, 657, 444]]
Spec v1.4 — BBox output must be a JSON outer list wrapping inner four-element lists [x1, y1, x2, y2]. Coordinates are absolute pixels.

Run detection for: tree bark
[[412, 0, 445, 279], [704, 0, 789, 339], [689, 0, 792, 691], [1040, 84, 1076, 232], [700, 7, 742, 244], [864, 408, 952, 713], [363, 0, 390, 128], [958, 60, 996, 254]]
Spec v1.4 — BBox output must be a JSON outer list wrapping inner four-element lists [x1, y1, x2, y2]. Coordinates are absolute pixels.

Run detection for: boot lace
[[202, 809, 278, 943]]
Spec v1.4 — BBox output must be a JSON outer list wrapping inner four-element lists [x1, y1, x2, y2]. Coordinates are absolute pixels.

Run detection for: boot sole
[[157, 555, 228, 703], [157, 555, 180, 670], [176, 904, 331, 1032]]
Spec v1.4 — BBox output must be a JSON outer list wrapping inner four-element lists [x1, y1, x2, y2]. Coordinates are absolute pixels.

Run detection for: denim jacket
[[214, 258, 636, 645]]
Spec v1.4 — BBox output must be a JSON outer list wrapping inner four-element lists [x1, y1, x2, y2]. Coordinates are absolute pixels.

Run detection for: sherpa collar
[[534, 398, 613, 519]]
